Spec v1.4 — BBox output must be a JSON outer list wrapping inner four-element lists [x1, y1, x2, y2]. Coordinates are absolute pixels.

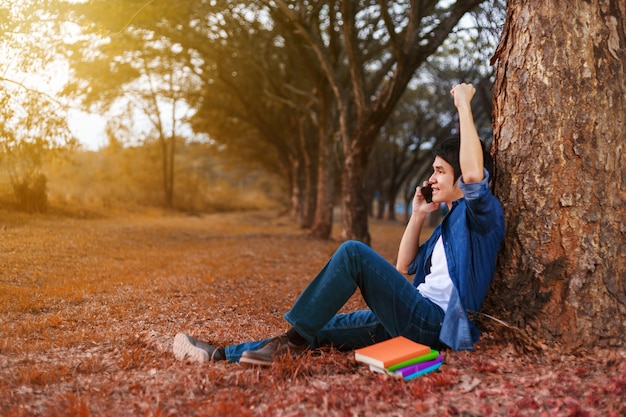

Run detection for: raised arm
[[450, 84, 484, 183]]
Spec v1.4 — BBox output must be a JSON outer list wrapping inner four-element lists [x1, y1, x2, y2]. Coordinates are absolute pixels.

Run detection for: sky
[[68, 110, 108, 151]]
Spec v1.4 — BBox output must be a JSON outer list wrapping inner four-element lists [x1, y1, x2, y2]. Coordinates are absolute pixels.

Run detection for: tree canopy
[[58, 0, 501, 239]]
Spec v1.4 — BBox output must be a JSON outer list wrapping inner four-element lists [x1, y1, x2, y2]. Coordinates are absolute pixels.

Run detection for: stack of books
[[354, 336, 443, 381]]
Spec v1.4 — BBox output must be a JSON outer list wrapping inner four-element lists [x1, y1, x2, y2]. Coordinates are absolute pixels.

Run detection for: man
[[173, 83, 505, 365]]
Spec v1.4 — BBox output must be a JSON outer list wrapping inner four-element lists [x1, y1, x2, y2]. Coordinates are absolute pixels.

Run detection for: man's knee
[[337, 240, 369, 256]]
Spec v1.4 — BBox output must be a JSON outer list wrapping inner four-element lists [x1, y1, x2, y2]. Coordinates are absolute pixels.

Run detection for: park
[[1, 1, 624, 415], [0, 210, 624, 415]]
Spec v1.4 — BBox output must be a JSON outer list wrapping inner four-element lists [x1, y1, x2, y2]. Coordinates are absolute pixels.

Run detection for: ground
[[0, 209, 624, 416]]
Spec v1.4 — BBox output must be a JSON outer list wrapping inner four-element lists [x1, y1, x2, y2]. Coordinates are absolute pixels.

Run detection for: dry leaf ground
[[0, 209, 624, 416]]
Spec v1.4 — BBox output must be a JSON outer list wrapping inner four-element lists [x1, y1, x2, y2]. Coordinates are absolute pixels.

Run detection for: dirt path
[[0, 210, 624, 416]]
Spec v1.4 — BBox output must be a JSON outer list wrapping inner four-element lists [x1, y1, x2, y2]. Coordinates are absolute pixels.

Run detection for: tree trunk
[[309, 132, 336, 239], [489, 0, 626, 348], [340, 138, 371, 245], [301, 158, 317, 229], [309, 87, 338, 240], [288, 156, 302, 222], [160, 133, 174, 208], [385, 186, 399, 221], [299, 117, 317, 229]]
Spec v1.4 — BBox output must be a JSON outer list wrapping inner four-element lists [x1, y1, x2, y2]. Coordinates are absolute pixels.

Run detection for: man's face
[[428, 156, 462, 204]]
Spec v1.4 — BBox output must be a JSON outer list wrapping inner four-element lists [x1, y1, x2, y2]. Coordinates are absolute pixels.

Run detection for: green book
[[386, 349, 440, 371]]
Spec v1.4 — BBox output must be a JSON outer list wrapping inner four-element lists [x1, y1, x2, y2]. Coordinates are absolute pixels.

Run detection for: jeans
[[224, 241, 444, 363]]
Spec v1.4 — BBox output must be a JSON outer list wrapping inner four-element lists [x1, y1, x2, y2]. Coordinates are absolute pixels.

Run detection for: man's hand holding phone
[[420, 183, 433, 203], [413, 182, 438, 215]]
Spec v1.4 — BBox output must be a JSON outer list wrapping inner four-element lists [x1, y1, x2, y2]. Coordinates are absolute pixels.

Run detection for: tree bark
[[489, 0, 626, 348], [309, 130, 336, 239], [298, 116, 317, 229], [288, 155, 302, 222], [340, 137, 372, 244], [309, 92, 337, 240]]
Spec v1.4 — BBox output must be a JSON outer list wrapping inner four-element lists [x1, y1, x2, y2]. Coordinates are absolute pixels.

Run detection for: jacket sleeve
[[459, 170, 504, 236]]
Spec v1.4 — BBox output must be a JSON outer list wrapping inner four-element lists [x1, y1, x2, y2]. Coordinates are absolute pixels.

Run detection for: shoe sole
[[239, 355, 273, 366], [239, 351, 274, 366], [173, 333, 209, 363]]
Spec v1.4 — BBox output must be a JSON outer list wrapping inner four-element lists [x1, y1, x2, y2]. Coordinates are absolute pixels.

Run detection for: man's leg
[[311, 309, 443, 351], [309, 310, 391, 349], [284, 240, 442, 344], [224, 339, 272, 363], [241, 241, 443, 364]]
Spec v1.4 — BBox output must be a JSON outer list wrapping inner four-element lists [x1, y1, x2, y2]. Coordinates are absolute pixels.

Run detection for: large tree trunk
[[489, 0, 626, 348], [309, 131, 336, 239], [309, 99, 337, 240], [340, 139, 371, 245]]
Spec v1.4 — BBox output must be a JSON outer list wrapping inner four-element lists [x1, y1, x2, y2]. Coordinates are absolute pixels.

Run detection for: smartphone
[[420, 184, 433, 203]]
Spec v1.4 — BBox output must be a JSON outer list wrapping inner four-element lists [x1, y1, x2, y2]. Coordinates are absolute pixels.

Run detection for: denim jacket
[[408, 170, 504, 350]]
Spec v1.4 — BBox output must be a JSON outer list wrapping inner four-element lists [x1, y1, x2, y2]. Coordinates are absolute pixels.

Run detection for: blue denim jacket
[[408, 170, 504, 350]]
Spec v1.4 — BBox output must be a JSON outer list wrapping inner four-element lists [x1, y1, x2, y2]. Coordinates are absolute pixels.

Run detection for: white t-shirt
[[417, 236, 453, 312]]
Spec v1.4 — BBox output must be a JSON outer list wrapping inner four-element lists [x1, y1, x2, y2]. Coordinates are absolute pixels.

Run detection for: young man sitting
[[173, 83, 505, 365]]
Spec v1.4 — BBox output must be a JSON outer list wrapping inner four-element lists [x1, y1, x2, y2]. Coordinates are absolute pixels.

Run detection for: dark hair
[[432, 136, 493, 182]]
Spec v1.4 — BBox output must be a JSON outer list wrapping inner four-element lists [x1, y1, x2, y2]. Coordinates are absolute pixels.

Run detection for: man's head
[[427, 136, 493, 205], [431, 136, 493, 182]]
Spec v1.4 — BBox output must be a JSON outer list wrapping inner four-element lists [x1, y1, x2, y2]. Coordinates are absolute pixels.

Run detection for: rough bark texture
[[309, 86, 338, 240], [489, 0, 626, 348], [310, 127, 336, 239], [340, 140, 372, 245]]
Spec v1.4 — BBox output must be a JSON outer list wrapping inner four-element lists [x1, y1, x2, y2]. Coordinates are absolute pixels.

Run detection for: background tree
[[61, 1, 507, 240], [266, 0, 486, 244], [488, 0, 626, 348], [62, 2, 205, 208], [367, 86, 440, 222], [187, 3, 326, 226], [0, 92, 73, 212], [0, 0, 75, 211], [132, 47, 202, 208], [372, 0, 504, 223]]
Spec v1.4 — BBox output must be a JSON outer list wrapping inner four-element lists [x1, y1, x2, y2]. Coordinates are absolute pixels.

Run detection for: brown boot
[[240, 335, 307, 366]]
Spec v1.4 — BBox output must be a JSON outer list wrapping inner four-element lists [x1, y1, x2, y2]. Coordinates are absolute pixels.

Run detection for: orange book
[[354, 336, 431, 369]]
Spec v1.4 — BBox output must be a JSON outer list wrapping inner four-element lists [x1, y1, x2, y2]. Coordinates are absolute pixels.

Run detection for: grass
[[0, 208, 624, 416]]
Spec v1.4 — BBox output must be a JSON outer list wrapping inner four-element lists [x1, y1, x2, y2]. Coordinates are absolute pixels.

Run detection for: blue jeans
[[224, 241, 444, 362]]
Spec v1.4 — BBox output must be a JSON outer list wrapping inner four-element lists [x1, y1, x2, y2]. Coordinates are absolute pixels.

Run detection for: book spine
[[387, 350, 440, 371], [403, 362, 443, 380], [395, 355, 443, 378]]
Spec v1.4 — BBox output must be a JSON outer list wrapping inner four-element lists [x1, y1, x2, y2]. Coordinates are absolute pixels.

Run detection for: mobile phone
[[420, 184, 433, 203]]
